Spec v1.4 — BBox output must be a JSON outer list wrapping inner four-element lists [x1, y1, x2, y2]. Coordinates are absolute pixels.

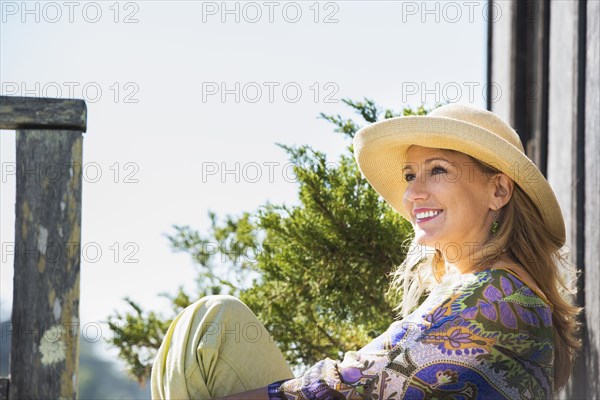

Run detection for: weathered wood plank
[[9, 129, 82, 400], [489, 0, 514, 121], [547, 0, 578, 254], [0, 96, 86, 132], [547, 1, 585, 398], [584, 0, 600, 397]]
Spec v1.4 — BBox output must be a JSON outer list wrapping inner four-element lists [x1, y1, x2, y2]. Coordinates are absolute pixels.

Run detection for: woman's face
[[402, 146, 496, 256]]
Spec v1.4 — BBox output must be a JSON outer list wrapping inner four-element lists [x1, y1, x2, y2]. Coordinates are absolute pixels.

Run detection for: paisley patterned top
[[268, 268, 554, 399]]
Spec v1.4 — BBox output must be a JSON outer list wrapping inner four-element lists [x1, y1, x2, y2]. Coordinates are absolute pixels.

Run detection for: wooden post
[[0, 96, 86, 400], [0, 96, 86, 131], [0, 379, 8, 400]]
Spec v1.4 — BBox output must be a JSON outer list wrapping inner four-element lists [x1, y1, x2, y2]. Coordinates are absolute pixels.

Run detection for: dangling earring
[[491, 211, 499, 234]]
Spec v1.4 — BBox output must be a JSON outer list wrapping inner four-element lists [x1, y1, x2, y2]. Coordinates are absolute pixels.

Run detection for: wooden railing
[[0, 95, 87, 400]]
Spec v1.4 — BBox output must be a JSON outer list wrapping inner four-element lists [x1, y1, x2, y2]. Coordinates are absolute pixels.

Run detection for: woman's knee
[[185, 294, 258, 329], [193, 294, 249, 314]]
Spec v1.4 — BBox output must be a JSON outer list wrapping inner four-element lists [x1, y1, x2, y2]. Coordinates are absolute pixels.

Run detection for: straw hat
[[353, 103, 566, 246]]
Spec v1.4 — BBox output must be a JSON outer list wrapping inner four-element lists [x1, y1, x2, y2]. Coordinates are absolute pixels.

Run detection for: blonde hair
[[388, 156, 581, 393]]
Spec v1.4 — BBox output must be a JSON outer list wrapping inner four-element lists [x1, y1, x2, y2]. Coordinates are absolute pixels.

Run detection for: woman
[[151, 104, 581, 399]]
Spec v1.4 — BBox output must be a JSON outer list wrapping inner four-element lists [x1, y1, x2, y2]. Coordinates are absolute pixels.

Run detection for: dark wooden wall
[[488, 1, 599, 398]]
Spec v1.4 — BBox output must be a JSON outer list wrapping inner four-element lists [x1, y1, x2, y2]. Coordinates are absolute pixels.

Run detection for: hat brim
[[353, 116, 566, 246]]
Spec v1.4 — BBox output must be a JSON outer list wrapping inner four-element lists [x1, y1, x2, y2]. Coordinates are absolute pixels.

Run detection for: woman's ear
[[490, 173, 514, 210]]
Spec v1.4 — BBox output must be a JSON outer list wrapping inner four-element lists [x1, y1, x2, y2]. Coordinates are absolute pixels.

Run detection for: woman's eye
[[404, 167, 446, 182]]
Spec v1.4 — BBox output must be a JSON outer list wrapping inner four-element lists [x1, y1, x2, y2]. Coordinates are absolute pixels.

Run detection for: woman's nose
[[403, 177, 429, 203]]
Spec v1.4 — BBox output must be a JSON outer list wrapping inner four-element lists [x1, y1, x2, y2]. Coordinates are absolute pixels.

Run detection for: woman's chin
[[414, 231, 439, 247]]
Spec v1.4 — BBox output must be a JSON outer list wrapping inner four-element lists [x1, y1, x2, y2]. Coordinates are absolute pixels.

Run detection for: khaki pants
[[151, 295, 294, 399]]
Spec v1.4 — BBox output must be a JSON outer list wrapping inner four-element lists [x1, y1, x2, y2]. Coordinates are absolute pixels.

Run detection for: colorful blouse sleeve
[[268, 270, 554, 400], [267, 339, 394, 400]]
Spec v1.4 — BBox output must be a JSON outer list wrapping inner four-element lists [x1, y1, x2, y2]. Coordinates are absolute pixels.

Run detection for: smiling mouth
[[415, 210, 443, 223]]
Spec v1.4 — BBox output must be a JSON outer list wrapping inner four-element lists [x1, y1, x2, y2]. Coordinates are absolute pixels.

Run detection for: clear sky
[[1, 0, 488, 361]]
